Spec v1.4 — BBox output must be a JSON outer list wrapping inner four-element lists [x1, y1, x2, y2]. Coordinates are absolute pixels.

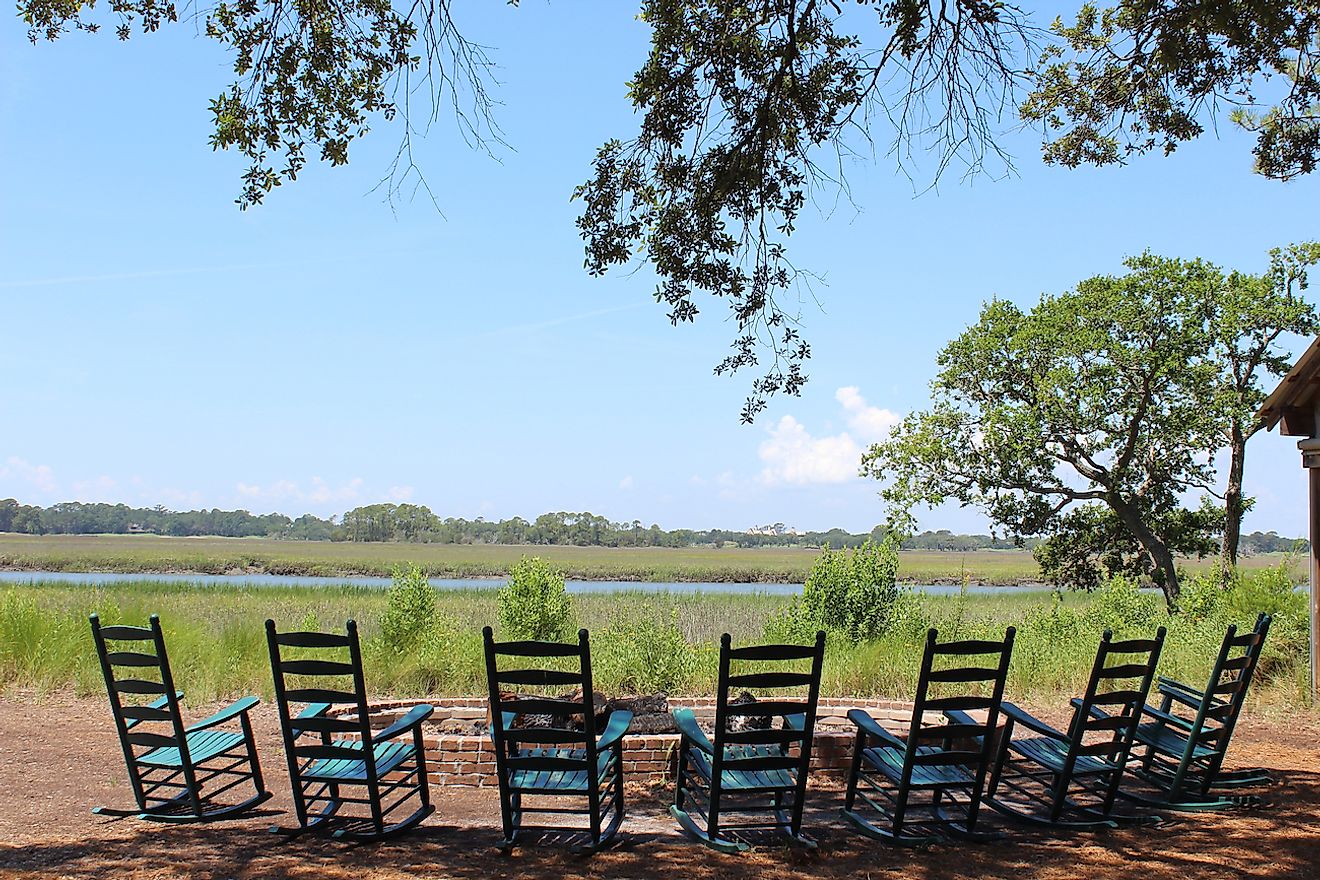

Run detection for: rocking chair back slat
[[105, 651, 163, 668], [495, 669, 585, 687], [97, 625, 155, 641], [724, 671, 814, 689], [273, 631, 354, 649], [497, 696, 586, 716]]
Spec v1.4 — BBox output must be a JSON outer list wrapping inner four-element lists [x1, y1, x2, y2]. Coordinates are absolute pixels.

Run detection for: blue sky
[[2, 4, 1317, 536]]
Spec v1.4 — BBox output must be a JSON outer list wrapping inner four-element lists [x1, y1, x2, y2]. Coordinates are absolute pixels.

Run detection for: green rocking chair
[[1112, 613, 1274, 809], [483, 626, 632, 853], [842, 627, 1015, 846], [670, 631, 827, 852], [985, 627, 1167, 830], [266, 619, 435, 840], [90, 613, 271, 822]]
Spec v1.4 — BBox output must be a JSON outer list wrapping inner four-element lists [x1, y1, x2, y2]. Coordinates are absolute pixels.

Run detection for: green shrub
[[1084, 575, 1162, 634], [378, 564, 440, 653], [592, 609, 712, 694], [779, 539, 901, 643], [497, 556, 572, 641]]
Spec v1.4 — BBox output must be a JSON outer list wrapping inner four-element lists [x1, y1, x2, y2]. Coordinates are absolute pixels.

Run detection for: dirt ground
[[0, 694, 1315, 880]]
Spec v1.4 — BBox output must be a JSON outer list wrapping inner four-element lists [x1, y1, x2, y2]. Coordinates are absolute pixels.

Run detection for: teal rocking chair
[[90, 613, 270, 822], [483, 626, 632, 853], [266, 619, 435, 840]]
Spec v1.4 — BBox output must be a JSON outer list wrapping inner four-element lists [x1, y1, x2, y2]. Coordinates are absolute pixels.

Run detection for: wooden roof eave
[[1258, 337, 1320, 436]]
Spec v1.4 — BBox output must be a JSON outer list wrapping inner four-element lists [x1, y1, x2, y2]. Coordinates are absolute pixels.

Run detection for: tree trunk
[[1220, 423, 1247, 580], [1110, 495, 1181, 608]]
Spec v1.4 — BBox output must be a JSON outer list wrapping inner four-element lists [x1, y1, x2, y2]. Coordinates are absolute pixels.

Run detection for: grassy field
[[0, 533, 1298, 584], [1, 570, 1308, 706]]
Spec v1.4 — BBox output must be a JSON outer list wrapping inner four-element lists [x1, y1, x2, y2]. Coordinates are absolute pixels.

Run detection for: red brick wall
[[354, 698, 916, 788]]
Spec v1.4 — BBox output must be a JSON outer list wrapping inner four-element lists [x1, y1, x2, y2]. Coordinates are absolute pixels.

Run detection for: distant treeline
[[0, 498, 1305, 553]]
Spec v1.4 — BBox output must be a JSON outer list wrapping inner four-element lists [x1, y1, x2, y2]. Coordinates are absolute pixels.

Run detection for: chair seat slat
[[295, 744, 370, 762], [910, 749, 983, 767], [505, 755, 589, 772], [505, 728, 587, 745], [721, 754, 800, 772]]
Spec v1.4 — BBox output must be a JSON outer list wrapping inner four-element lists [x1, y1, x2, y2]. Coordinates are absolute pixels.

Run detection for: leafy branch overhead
[[19, 0, 1320, 417]]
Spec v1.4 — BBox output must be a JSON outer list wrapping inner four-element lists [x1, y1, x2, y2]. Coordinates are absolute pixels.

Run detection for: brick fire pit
[[356, 698, 918, 788]]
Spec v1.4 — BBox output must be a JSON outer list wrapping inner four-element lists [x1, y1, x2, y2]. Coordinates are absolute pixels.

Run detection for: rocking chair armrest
[[186, 695, 259, 733], [672, 708, 715, 754], [848, 709, 906, 750], [291, 702, 332, 737], [597, 710, 633, 751], [375, 704, 434, 742], [1157, 677, 1208, 708], [1000, 701, 1067, 741], [124, 692, 185, 730]]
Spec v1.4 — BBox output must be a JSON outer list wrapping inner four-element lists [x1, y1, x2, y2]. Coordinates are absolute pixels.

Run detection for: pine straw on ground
[[0, 694, 1315, 880]]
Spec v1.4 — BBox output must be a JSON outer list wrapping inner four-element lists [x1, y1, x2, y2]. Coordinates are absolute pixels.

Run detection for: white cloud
[[618, 475, 635, 490], [0, 456, 58, 495], [758, 387, 903, 487], [759, 416, 864, 486], [234, 477, 366, 507], [835, 386, 901, 440], [386, 485, 415, 502], [70, 475, 119, 502]]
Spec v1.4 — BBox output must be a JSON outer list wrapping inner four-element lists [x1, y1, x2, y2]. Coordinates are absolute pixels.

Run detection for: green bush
[[592, 609, 713, 694], [793, 539, 902, 643], [378, 564, 440, 653], [497, 556, 572, 641], [1084, 575, 1161, 634]]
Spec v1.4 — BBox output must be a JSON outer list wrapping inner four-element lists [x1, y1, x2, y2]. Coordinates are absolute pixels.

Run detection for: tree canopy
[[18, 0, 1320, 415], [863, 253, 1229, 606], [861, 245, 1318, 605]]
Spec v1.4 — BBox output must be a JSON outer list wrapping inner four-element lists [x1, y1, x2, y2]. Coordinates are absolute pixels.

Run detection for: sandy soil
[[0, 694, 1315, 880]]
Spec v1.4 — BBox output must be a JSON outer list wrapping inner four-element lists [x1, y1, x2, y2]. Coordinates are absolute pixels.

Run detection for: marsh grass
[[1, 570, 1308, 710], [1, 534, 1298, 584]]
